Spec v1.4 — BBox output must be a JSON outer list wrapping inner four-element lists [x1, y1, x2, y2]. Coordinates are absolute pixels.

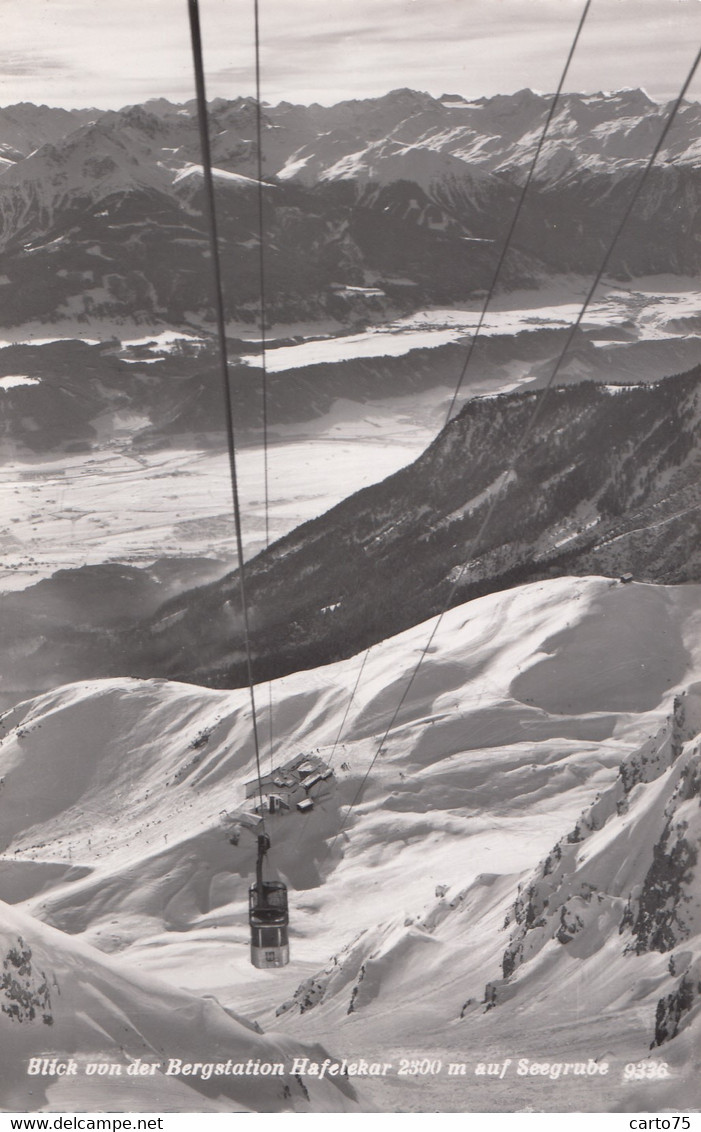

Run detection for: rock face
[[0, 89, 700, 325], [111, 364, 701, 686], [499, 693, 699, 971], [654, 962, 701, 1047], [0, 935, 53, 1026], [491, 688, 701, 1048]]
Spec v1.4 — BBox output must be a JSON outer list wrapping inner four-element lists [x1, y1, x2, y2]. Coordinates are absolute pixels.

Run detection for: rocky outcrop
[[276, 931, 370, 1019], [501, 694, 697, 974], [490, 689, 701, 1045], [0, 936, 53, 1026], [653, 958, 701, 1046]]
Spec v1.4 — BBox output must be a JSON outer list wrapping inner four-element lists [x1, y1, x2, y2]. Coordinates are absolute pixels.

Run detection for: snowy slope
[[275, 88, 701, 186], [0, 577, 700, 1110], [0, 901, 359, 1111], [277, 684, 701, 1040]]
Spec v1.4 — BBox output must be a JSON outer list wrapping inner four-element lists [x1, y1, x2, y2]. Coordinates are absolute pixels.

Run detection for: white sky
[[1, 0, 700, 110]]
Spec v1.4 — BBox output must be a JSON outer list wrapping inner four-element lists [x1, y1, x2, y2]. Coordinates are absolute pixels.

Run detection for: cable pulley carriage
[[249, 833, 289, 968]]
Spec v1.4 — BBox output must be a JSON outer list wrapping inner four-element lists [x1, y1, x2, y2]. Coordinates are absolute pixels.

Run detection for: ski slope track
[[0, 577, 699, 1110]]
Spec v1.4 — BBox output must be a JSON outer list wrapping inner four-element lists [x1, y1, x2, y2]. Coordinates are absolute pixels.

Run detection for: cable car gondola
[[249, 833, 289, 968]]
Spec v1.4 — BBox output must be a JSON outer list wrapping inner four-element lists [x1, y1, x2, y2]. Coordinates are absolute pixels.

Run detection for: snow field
[[1, 576, 700, 1108], [0, 900, 360, 1111]]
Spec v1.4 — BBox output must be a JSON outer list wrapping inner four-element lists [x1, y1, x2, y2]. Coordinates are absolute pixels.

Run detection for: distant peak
[[114, 104, 165, 136], [511, 87, 543, 101], [566, 87, 659, 109], [611, 87, 658, 108], [119, 104, 161, 124], [143, 98, 178, 110], [482, 89, 545, 113], [382, 87, 440, 107]]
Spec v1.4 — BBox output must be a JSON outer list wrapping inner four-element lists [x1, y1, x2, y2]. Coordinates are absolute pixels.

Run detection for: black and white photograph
[[0, 0, 700, 1116]]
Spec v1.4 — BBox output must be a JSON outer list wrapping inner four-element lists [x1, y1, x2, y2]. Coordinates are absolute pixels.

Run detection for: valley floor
[[3, 274, 701, 594], [0, 388, 444, 593]]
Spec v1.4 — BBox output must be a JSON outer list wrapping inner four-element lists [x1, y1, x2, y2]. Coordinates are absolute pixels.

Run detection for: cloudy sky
[[2, 0, 700, 109]]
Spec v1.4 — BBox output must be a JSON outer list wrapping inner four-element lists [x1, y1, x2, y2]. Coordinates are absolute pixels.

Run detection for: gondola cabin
[[249, 834, 289, 968], [249, 879, 289, 968]]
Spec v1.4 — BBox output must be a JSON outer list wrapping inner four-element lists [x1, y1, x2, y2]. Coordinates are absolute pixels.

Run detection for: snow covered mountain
[[0, 89, 699, 326], [273, 87, 701, 184], [0, 576, 699, 1110], [274, 618, 701, 1111], [3, 85, 701, 1115], [0, 104, 98, 163]]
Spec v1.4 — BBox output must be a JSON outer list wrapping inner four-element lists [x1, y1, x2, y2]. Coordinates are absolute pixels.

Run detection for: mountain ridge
[[0, 88, 699, 326], [116, 364, 701, 687], [3, 362, 701, 705]]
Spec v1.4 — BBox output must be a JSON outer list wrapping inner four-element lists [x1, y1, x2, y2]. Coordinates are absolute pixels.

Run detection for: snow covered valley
[[0, 577, 700, 1111], [2, 275, 701, 597]]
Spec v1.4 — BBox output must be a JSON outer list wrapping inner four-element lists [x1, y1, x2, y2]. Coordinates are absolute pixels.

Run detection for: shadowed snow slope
[[0, 576, 700, 1110]]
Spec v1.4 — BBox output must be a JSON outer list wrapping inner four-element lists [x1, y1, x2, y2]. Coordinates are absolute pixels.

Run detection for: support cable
[[443, 0, 590, 426], [187, 0, 266, 820], [328, 647, 371, 768], [252, 0, 276, 774], [330, 41, 701, 851], [321, 0, 592, 804], [253, 0, 271, 552]]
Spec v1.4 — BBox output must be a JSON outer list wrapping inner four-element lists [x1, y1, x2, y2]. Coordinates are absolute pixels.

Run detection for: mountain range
[[0, 88, 700, 327]]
